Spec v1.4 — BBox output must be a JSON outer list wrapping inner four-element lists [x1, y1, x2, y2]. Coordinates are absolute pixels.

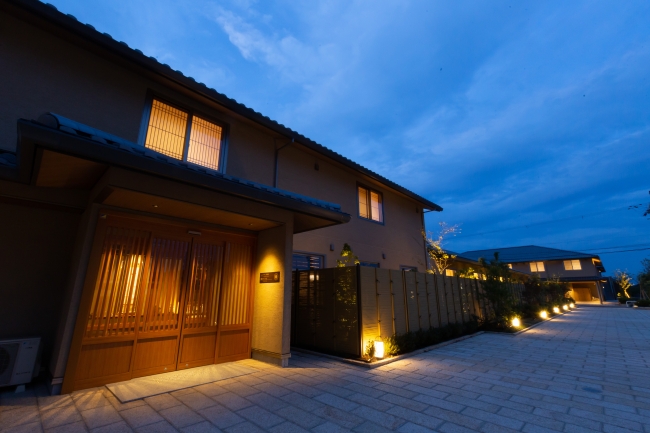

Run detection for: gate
[[64, 213, 255, 392]]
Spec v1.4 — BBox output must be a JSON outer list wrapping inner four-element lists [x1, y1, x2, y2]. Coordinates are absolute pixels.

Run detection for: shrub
[[384, 318, 479, 357], [636, 299, 650, 307]]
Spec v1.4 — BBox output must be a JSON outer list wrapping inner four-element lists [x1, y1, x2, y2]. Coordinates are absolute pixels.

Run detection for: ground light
[[569, 303, 575, 308], [374, 339, 385, 359], [540, 311, 548, 319], [563, 305, 569, 311], [553, 306, 561, 314], [511, 317, 521, 327]]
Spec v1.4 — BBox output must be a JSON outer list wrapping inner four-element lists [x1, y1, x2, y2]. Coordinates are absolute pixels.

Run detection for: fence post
[[402, 269, 409, 333]]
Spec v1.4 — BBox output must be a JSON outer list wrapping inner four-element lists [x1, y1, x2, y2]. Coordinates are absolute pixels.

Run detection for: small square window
[[144, 98, 224, 171], [292, 253, 324, 271], [360, 261, 380, 268], [358, 185, 383, 223], [564, 260, 582, 271], [446, 269, 456, 277], [530, 262, 545, 272]]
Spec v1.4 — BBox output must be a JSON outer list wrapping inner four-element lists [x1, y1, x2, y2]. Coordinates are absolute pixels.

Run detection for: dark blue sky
[[49, 0, 650, 278]]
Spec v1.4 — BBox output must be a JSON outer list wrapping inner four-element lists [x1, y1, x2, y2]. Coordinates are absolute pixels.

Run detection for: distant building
[[459, 246, 611, 303]]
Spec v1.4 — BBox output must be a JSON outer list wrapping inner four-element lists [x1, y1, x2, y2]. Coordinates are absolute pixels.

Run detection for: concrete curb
[[291, 331, 486, 369]]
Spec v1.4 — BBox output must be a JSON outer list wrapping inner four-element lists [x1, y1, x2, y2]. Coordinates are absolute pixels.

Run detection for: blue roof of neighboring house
[[459, 245, 600, 263], [9, 0, 442, 212], [32, 112, 345, 213]]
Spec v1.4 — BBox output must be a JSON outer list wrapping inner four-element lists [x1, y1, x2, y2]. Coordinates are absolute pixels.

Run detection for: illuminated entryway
[[64, 213, 255, 392]]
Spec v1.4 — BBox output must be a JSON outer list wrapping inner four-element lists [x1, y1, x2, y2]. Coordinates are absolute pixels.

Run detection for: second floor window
[[358, 185, 383, 223], [144, 99, 224, 171], [530, 261, 545, 272], [564, 260, 582, 270]]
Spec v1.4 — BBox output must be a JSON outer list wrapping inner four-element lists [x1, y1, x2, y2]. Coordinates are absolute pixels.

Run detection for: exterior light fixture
[[553, 306, 560, 314], [562, 305, 569, 311], [569, 303, 575, 308], [511, 317, 521, 327], [374, 338, 385, 359], [540, 311, 548, 319]]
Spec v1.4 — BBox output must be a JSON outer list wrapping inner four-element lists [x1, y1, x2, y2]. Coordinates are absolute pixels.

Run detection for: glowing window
[[564, 259, 582, 270], [144, 99, 224, 171], [446, 269, 455, 277], [530, 261, 545, 272], [358, 185, 384, 223]]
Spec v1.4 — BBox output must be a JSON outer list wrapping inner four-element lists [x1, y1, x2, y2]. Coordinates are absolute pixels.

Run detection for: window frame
[[400, 265, 418, 272], [359, 261, 380, 268], [138, 92, 229, 173], [292, 251, 325, 271], [356, 182, 385, 225], [563, 259, 582, 271], [529, 261, 545, 272]]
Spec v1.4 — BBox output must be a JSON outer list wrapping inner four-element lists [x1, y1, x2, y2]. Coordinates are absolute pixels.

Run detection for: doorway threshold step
[[106, 361, 257, 402]]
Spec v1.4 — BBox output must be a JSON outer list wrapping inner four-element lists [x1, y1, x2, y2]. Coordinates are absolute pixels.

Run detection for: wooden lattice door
[[65, 215, 255, 392]]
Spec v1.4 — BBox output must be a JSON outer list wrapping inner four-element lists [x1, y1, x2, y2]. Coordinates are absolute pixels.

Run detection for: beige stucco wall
[[279, 146, 427, 270], [0, 200, 80, 370]]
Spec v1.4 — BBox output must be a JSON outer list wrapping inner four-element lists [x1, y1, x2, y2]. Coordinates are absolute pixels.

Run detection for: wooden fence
[[292, 265, 524, 358]]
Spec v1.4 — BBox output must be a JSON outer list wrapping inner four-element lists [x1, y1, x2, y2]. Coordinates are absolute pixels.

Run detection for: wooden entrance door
[[64, 214, 255, 392]]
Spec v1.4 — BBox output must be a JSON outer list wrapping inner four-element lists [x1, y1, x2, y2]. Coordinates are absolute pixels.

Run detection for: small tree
[[336, 243, 359, 267], [478, 253, 517, 328], [615, 269, 633, 298], [424, 222, 460, 274]]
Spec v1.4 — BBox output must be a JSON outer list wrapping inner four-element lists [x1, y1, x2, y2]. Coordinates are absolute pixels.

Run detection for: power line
[[451, 203, 645, 239], [591, 247, 650, 255]]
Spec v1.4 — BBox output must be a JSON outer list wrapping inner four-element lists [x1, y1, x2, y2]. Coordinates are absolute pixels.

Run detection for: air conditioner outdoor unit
[[0, 337, 41, 390]]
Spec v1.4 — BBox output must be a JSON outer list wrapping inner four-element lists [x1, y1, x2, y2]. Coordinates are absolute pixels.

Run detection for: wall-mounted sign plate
[[260, 272, 280, 283]]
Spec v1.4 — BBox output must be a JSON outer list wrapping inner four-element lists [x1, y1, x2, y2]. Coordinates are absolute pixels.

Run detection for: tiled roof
[[38, 112, 344, 213], [12, 0, 442, 212], [459, 245, 600, 263]]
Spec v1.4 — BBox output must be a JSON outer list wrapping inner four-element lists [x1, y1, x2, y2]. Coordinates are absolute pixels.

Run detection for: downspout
[[273, 138, 293, 188]]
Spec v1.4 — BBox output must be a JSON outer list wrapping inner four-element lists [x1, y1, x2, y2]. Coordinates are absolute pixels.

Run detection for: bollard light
[[553, 306, 560, 314], [569, 303, 575, 308], [511, 317, 521, 327], [562, 305, 569, 311], [374, 339, 385, 359], [540, 311, 548, 319]]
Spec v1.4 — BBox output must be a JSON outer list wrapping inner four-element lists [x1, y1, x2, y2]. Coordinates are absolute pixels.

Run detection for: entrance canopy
[[5, 114, 350, 233]]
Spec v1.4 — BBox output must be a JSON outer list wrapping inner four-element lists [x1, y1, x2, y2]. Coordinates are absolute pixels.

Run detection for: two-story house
[[0, 1, 441, 394], [459, 246, 609, 303]]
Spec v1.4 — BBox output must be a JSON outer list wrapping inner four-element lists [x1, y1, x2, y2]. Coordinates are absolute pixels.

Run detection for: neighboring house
[[459, 246, 610, 303], [442, 251, 530, 280], [0, 1, 440, 394]]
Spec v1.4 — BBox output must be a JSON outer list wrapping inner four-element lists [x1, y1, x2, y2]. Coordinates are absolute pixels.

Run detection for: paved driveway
[[2, 307, 649, 432]]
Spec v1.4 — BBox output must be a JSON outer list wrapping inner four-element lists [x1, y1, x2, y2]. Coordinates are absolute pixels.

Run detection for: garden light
[[569, 303, 575, 308], [374, 339, 385, 359], [553, 306, 560, 314], [511, 317, 521, 327], [562, 305, 569, 311], [540, 311, 548, 319]]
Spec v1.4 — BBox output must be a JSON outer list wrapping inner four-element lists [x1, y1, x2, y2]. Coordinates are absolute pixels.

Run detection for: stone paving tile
[[120, 405, 165, 429], [158, 403, 205, 428], [80, 404, 123, 430], [1, 421, 44, 433], [179, 421, 222, 433], [198, 404, 245, 430], [91, 421, 134, 433], [45, 420, 88, 433], [40, 405, 84, 430], [135, 420, 178, 433], [143, 394, 182, 412]]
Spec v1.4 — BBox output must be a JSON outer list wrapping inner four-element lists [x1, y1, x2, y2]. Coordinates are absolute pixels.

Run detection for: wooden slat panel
[[315, 269, 336, 352], [85, 227, 149, 339], [425, 273, 440, 328], [416, 272, 430, 329], [391, 270, 407, 335], [179, 332, 217, 364], [436, 274, 449, 326], [219, 329, 249, 357], [333, 267, 361, 356], [404, 272, 420, 332], [220, 243, 253, 326], [133, 336, 178, 372], [76, 341, 133, 381], [375, 269, 394, 338], [183, 243, 224, 329], [140, 238, 189, 333], [359, 266, 378, 349], [458, 278, 470, 323], [444, 275, 457, 324]]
